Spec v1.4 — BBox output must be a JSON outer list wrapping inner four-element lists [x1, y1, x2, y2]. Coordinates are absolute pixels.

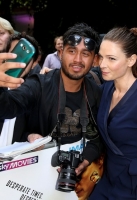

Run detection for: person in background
[[42, 36, 63, 70], [0, 17, 15, 146], [92, 54, 100, 67], [90, 65, 104, 84], [0, 17, 14, 53], [90, 34, 105, 84], [0, 31, 42, 147], [88, 27, 137, 199], [130, 27, 137, 35]]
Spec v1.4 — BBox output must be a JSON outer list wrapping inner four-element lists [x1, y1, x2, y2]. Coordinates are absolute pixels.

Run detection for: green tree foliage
[[0, 0, 47, 13]]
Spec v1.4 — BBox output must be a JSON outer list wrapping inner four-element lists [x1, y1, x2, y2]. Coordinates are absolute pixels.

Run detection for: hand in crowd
[[57, 159, 89, 176], [40, 67, 52, 74], [75, 159, 89, 176], [0, 53, 25, 88], [27, 133, 44, 151]]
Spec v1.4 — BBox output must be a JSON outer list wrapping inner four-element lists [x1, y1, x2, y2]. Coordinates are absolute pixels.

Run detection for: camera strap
[[57, 75, 89, 151], [80, 83, 89, 149], [57, 75, 66, 151]]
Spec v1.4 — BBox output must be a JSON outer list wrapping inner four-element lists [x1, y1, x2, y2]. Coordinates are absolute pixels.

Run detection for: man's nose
[[73, 52, 82, 62]]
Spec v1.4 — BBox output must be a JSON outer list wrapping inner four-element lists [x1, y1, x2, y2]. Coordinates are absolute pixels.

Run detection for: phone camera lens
[[22, 46, 26, 50]]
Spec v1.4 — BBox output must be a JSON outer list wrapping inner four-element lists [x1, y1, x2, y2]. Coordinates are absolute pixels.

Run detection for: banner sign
[[0, 140, 83, 200]]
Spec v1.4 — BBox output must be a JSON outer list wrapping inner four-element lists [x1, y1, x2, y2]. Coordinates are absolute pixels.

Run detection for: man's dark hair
[[63, 22, 101, 54]]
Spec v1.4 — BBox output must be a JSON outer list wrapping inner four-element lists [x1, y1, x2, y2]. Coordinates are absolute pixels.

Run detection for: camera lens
[[56, 167, 77, 192], [51, 150, 83, 193], [22, 46, 26, 50]]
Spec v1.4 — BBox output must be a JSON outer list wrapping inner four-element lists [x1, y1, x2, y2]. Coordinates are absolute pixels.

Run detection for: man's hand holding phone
[[5, 38, 36, 78], [0, 53, 25, 88]]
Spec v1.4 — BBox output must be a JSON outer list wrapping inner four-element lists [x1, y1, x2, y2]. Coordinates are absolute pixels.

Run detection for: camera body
[[51, 150, 83, 192], [58, 150, 82, 168]]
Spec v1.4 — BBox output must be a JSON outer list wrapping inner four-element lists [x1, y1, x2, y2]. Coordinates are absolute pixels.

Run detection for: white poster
[[0, 140, 83, 200]]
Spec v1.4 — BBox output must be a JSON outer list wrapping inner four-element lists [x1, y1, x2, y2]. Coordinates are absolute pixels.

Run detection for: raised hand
[[0, 53, 25, 88]]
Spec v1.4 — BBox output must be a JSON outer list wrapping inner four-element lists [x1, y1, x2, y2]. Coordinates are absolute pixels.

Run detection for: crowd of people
[[1, 16, 137, 200]]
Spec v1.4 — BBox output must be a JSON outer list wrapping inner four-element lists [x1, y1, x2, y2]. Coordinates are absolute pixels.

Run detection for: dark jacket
[[0, 69, 103, 163], [89, 80, 137, 199], [0, 64, 41, 144], [91, 66, 104, 84]]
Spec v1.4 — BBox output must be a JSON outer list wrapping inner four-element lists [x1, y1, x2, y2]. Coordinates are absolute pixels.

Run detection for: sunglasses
[[64, 34, 96, 51]]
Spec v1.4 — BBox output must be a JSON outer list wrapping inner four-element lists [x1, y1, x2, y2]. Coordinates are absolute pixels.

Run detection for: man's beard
[[61, 64, 87, 80]]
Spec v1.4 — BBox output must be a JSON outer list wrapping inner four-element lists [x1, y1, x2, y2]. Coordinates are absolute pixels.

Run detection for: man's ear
[[92, 54, 99, 67], [60, 48, 63, 61], [61, 48, 63, 57], [128, 54, 137, 67]]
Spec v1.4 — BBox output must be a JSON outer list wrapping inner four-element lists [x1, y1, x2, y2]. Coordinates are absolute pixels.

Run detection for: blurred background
[[0, 0, 137, 63]]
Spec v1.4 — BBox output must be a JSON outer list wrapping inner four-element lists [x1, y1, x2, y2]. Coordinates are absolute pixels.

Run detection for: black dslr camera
[[51, 150, 83, 192]]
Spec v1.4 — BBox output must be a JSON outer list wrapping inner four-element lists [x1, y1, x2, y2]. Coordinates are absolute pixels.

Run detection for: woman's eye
[[109, 57, 115, 60]]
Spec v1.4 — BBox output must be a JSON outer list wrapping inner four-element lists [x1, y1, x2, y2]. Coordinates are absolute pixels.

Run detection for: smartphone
[[5, 38, 36, 77]]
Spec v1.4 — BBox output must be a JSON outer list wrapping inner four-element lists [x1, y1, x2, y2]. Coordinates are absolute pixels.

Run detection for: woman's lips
[[102, 71, 109, 76]]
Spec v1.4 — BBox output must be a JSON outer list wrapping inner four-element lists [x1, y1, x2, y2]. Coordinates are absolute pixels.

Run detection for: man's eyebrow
[[66, 45, 76, 49]]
